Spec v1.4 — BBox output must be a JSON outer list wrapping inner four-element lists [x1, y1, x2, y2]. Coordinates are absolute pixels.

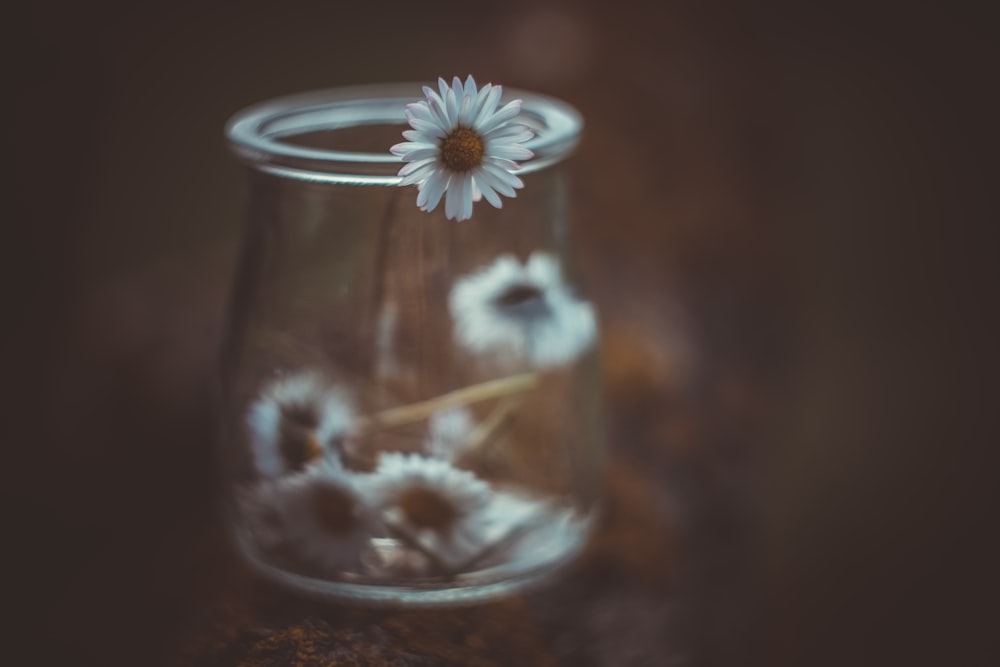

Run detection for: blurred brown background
[[4, 0, 995, 665]]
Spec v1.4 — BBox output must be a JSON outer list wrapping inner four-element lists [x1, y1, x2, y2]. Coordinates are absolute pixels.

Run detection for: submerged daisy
[[247, 462, 377, 574], [390, 76, 535, 222], [479, 490, 588, 571], [369, 452, 493, 568], [449, 252, 598, 368], [246, 372, 354, 479]]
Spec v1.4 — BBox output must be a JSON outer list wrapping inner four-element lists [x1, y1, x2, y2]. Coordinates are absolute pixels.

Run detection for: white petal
[[402, 129, 433, 143], [474, 164, 517, 197], [483, 160, 526, 190], [391, 141, 435, 156], [487, 143, 534, 161], [491, 165, 525, 190], [398, 157, 436, 176], [472, 173, 503, 208], [409, 117, 447, 138], [470, 179, 482, 202], [463, 74, 478, 98], [414, 93, 444, 124], [458, 92, 474, 125], [426, 94, 452, 131], [451, 76, 464, 100], [458, 174, 474, 221], [484, 156, 523, 172], [399, 147, 437, 162], [405, 102, 436, 125], [444, 177, 460, 220], [468, 83, 492, 122], [473, 85, 504, 127], [399, 172, 431, 187], [418, 170, 449, 212], [399, 161, 436, 186], [444, 87, 459, 124], [446, 175, 470, 221], [483, 124, 533, 143], [478, 99, 523, 135]]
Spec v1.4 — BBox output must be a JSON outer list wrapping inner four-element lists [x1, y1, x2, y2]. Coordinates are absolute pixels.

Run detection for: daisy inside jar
[[246, 372, 355, 480], [370, 453, 494, 568], [449, 252, 598, 368], [313, 483, 359, 535], [397, 486, 462, 533], [278, 405, 324, 472]]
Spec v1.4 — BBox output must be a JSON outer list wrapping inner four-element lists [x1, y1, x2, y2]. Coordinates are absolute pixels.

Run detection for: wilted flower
[[368, 452, 493, 568], [479, 490, 588, 570], [449, 252, 597, 367], [246, 462, 377, 574], [391, 75, 534, 221], [246, 372, 354, 479]]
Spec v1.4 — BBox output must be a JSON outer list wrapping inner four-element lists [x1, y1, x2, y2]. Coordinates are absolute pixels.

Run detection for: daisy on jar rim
[[390, 75, 535, 222]]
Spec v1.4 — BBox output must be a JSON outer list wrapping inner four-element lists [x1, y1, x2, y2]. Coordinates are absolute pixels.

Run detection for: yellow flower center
[[440, 126, 485, 173], [398, 487, 460, 532], [313, 485, 358, 535]]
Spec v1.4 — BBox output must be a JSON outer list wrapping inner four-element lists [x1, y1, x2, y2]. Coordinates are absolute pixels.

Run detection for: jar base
[[229, 519, 593, 608]]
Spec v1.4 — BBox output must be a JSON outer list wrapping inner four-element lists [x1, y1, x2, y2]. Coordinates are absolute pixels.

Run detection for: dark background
[[4, 0, 995, 665]]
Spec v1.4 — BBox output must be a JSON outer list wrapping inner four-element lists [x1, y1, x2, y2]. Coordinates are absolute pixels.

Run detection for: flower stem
[[463, 394, 522, 455], [456, 513, 549, 572], [383, 514, 457, 575], [355, 372, 538, 434]]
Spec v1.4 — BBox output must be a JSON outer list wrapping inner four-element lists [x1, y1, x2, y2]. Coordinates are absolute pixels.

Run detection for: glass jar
[[221, 82, 603, 606]]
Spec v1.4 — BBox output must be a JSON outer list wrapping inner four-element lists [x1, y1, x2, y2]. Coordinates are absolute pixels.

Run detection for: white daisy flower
[[481, 491, 587, 571], [246, 372, 354, 479], [390, 75, 535, 222], [368, 452, 493, 568], [449, 252, 598, 368], [420, 488, 580, 571], [263, 462, 377, 574], [426, 406, 476, 461]]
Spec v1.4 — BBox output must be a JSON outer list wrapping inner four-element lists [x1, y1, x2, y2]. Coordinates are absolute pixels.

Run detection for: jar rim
[[224, 82, 583, 186]]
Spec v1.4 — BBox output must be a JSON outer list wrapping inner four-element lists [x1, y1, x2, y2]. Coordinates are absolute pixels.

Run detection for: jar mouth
[[225, 82, 583, 186]]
